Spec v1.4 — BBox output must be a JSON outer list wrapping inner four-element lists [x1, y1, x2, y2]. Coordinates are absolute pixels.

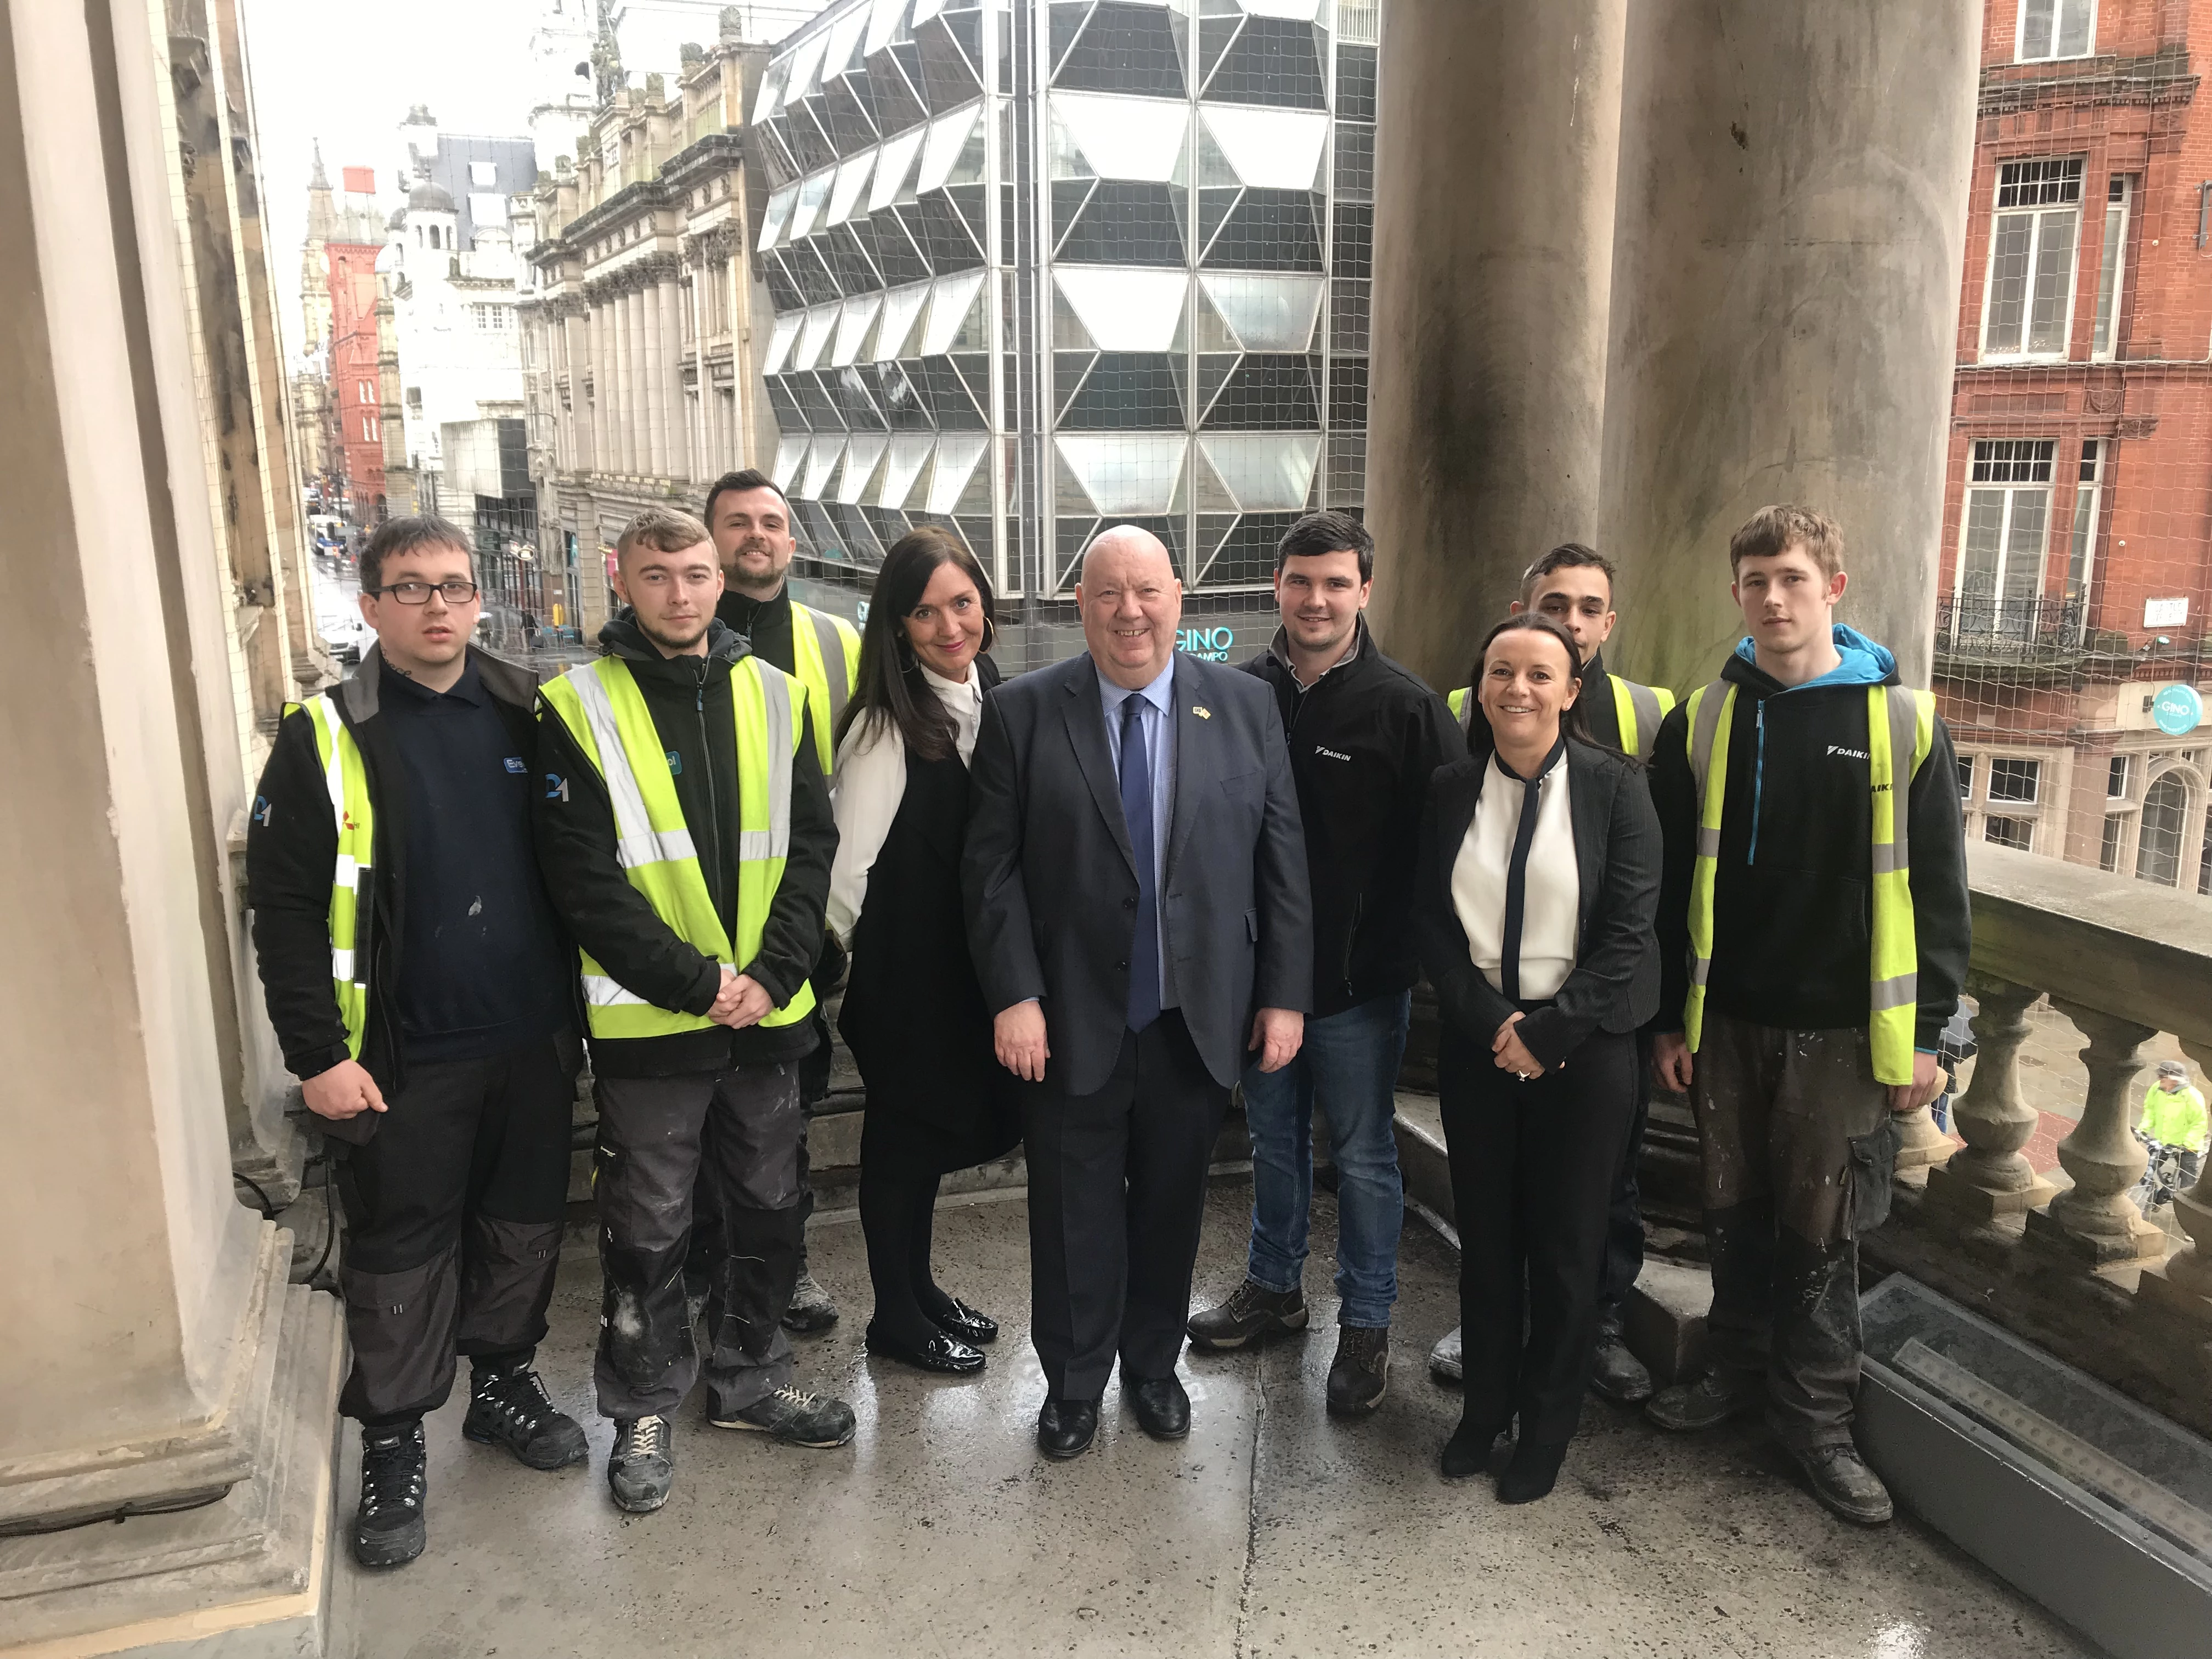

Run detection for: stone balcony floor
[[332, 1178, 2095, 1658]]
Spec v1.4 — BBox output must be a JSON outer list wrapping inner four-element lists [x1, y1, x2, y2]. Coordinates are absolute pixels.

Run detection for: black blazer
[[963, 651, 1313, 1097], [1410, 737, 1661, 1072]]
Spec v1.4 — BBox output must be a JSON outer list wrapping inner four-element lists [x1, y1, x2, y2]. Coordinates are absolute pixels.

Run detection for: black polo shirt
[[378, 657, 569, 1062]]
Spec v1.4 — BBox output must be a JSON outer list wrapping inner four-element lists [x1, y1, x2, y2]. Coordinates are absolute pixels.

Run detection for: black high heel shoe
[[1441, 1415, 1510, 1480], [866, 1323, 985, 1376], [932, 1298, 998, 1346], [1497, 1437, 1568, 1503]]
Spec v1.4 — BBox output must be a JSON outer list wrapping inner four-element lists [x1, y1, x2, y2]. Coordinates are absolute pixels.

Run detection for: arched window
[[2137, 774, 2190, 887]]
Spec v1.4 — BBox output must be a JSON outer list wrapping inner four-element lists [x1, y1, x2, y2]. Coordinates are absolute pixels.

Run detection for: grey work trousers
[[1691, 1013, 1899, 1452], [592, 1063, 804, 1421]]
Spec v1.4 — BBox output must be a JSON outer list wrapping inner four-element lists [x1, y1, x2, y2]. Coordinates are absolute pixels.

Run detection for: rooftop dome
[[408, 179, 456, 213]]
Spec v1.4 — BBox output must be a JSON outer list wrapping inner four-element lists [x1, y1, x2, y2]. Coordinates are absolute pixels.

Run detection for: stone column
[[1599, 0, 1979, 693], [611, 280, 635, 475], [664, 266, 689, 482], [0, 4, 341, 1648], [1363, 0, 1627, 690], [588, 292, 611, 475], [641, 274, 667, 478], [1925, 975, 2060, 1220], [563, 306, 591, 472], [2027, 1002, 2167, 1263]]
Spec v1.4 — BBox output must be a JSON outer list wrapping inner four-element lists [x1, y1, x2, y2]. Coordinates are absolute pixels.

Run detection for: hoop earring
[[980, 616, 996, 653]]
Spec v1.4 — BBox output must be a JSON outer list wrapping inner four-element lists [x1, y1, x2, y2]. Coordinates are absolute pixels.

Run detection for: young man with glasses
[[248, 516, 586, 1570]]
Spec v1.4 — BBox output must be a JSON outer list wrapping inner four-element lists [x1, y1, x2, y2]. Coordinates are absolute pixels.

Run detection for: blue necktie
[[1120, 694, 1161, 1033]]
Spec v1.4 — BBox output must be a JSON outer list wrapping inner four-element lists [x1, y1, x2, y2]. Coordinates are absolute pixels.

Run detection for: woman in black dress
[[830, 527, 1022, 1374], [1411, 613, 1661, 1502]]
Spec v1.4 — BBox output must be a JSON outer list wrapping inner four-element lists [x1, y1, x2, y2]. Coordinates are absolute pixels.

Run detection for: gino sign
[[1177, 624, 1236, 662]]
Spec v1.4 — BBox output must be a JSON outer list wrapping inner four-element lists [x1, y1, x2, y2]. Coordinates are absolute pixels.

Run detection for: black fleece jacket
[[246, 646, 570, 1097], [533, 616, 834, 1077], [1243, 618, 1466, 1019], [1649, 645, 1970, 1050]]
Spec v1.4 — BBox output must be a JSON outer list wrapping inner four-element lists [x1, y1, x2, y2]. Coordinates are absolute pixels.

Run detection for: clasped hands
[[710, 966, 773, 1029], [1492, 1009, 1544, 1079]]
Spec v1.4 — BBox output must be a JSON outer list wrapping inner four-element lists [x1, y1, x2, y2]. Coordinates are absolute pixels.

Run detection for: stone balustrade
[[1870, 840, 2212, 1435]]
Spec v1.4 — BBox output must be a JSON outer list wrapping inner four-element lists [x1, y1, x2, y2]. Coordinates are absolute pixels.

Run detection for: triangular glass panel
[[1053, 287, 1098, 351], [1198, 187, 1240, 257], [772, 432, 810, 493], [1054, 445, 1099, 516], [1199, 13, 1241, 81], [1054, 435, 1188, 517], [1197, 435, 1320, 512], [871, 127, 927, 211], [917, 103, 984, 196], [1191, 446, 1237, 512], [1048, 110, 1097, 182], [1192, 285, 1238, 352], [1049, 1, 1097, 78], [838, 433, 889, 506], [1054, 349, 1099, 420], [922, 269, 990, 356], [926, 432, 991, 515], [874, 281, 933, 362], [866, 0, 913, 57], [1051, 179, 1097, 254], [1194, 351, 1239, 421], [1194, 122, 1238, 189]]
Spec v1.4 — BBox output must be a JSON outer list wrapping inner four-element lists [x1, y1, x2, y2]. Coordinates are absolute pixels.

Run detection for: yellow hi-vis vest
[[1680, 680, 1936, 1086], [539, 655, 817, 1040], [1448, 676, 1677, 761], [788, 601, 859, 773], [295, 694, 376, 1058]]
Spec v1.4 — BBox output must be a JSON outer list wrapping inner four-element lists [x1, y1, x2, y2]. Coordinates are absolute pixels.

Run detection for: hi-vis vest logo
[[545, 772, 569, 802], [252, 795, 273, 827], [341, 810, 360, 831], [1827, 744, 1869, 760]]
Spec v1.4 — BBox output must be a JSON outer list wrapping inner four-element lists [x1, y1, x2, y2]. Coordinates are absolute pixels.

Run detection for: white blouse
[[826, 664, 984, 947], [1450, 751, 1580, 1002]]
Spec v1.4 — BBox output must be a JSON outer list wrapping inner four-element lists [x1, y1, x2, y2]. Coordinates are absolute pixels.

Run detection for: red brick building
[[325, 165, 386, 523], [1940, 0, 2212, 890]]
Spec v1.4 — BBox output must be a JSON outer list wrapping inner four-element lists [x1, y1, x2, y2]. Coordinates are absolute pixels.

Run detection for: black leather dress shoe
[[1125, 1374, 1191, 1441], [866, 1325, 985, 1376], [933, 1299, 998, 1346], [1037, 1396, 1100, 1459]]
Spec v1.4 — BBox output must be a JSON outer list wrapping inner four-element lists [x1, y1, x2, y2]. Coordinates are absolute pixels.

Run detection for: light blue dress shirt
[[1097, 657, 1177, 1009]]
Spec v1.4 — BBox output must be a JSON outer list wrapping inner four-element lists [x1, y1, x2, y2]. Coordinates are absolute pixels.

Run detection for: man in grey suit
[[965, 526, 1313, 1460]]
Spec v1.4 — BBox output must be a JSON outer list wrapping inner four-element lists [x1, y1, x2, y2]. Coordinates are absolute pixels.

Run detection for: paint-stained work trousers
[[591, 1063, 804, 1422]]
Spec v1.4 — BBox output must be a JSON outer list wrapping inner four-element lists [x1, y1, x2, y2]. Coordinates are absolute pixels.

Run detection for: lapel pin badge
[[1193, 705, 1211, 719]]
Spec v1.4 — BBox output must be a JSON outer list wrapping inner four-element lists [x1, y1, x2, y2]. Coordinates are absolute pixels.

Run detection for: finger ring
[[1516, 1071, 1531, 1082]]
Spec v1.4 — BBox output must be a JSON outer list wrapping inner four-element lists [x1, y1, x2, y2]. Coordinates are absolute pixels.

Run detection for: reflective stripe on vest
[[539, 656, 817, 1040], [296, 695, 376, 1058], [1610, 676, 1675, 761], [1680, 680, 1935, 1086], [788, 602, 859, 772], [1448, 685, 1471, 730]]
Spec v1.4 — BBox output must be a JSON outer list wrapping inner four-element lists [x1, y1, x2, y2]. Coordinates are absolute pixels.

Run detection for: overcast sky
[[238, 0, 830, 360]]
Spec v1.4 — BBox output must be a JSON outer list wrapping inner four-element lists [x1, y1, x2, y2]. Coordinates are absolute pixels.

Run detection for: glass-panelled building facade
[[752, 0, 1378, 659]]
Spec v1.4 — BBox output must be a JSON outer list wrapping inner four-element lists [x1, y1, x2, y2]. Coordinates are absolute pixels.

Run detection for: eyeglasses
[[372, 579, 480, 605]]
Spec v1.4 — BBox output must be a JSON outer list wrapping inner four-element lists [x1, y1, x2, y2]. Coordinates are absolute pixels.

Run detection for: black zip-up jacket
[[714, 583, 795, 666], [247, 645, 569, 1096], [533, 616, 834, 1077], [1648, 640, 1970, 1050], [1243, 618, 1467, 1020]]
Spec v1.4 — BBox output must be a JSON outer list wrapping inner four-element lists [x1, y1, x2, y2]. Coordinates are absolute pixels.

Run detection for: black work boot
[[782, 1272, 840, 1335], [1325, 1324, 1390, 1416], [1186, 1278, 1308, 1351], [354, 1420, 427, 1568], [1645, 1367, 1764, 1433], [1793, 1444, 1894, 1525], [464, 1363, 589, 1471], [607, 1414, 675, 1513], [1587, 1310, 1654, 1404]]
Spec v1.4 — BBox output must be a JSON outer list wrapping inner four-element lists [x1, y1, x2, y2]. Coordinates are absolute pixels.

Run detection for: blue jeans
[[1240, 991, 1409, 1329]]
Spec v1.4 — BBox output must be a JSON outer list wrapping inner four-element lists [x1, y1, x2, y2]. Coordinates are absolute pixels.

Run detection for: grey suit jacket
[[963, 650, 1313, 1097]]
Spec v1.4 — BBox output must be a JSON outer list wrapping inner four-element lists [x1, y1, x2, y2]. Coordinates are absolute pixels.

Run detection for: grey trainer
[[782, 1272, 840, 1335], [607, 1414, 674, 1514], [1428, 1324, 1464, 1384], [709, 1384, 856, 1448], [1187, 1278, 1308, 1351]]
